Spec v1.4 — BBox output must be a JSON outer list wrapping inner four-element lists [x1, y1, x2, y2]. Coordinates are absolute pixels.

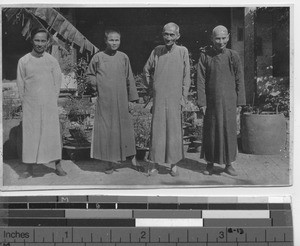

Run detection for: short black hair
[[30, 27, 50, 41], [104, 28, 121, 39]]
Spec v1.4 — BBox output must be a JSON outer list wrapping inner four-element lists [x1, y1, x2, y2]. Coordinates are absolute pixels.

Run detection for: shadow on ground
[[4, 159, 57, 179], [71, 158, 154, 174]]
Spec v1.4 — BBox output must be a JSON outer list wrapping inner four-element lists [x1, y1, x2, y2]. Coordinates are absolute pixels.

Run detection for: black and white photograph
[[1, 6, 292, 188]]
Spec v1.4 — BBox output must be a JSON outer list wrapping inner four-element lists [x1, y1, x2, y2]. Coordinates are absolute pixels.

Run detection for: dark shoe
[[19, 171, 32, 179], [203, 163, 214, 175], [131, 164, 145, 172], [55, 161, 67, 176], [55, 167, 67, 176], [19, 165, 33, 179], [104, 166, 114, 174], [170, 164, 179, 177], [147, 163, 159, 176], [104, 168, 114, 174], [148, 168, 158, 176], [104, 163, 115, 174], [224, 165, 238, 176]]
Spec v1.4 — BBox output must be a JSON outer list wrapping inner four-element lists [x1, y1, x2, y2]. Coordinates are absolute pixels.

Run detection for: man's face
[[105, 32, 121, 51], [212, 32, 229, 51], [162, 26, 179, 47], [32, 32, 48, 54]]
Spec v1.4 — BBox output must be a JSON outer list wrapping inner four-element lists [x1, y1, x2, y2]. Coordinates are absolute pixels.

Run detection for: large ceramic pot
[[63, 144, 91, 161], [136, 147, 149, 161], [190, 140, 202, 153], [241, 113, 287, 155]]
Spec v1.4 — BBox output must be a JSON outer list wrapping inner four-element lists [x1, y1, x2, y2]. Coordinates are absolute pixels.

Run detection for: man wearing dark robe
[[197, 25, 246, 176], [144, 22, 191, 176]]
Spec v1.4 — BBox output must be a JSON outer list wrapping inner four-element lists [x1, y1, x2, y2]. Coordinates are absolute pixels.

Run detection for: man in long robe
[[144, 22, 191, 176], [86, 29, 142, 174], [17, 28, 66, 178], [197, 25, 246, 176]]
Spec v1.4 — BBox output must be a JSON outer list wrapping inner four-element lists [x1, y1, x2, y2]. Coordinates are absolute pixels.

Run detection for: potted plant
[[241, 75, 289, 155], [59, 53, 96, 160], [60, 94, 94, 160], [130, 103, 151, 161], [182, 95, 200, 152], [2, 89, 23, 160], [190, 121, 203, 153]]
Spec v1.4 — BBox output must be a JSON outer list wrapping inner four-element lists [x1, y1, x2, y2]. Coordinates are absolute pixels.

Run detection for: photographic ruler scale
[[0, 196, 293, 245]]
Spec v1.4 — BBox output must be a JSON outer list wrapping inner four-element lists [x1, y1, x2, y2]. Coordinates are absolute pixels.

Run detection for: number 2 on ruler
[[140, 231, 146, 239]]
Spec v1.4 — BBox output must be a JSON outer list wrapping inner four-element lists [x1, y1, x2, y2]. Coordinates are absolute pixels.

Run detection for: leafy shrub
[[130, 104, 151, 149], [60, 96, 94, 146], [243, 76, 289, 117]]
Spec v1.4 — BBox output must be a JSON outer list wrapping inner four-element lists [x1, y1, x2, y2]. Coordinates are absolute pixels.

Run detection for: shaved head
[[212, 25, 228, 37], [163, 22, 180, 35], [162, 22, 180, 48], [211, 25, 230, 51]]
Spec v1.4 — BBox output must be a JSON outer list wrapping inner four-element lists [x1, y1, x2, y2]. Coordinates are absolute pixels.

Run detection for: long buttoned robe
[[144, 44, 191, 164], [86, 51, 139, 162], [17, 52, 62, 164], [197, 47, 246, 165]]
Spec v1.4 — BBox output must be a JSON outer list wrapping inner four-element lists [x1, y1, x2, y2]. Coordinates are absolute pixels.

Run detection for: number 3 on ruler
[[219, 231, 225, 239]]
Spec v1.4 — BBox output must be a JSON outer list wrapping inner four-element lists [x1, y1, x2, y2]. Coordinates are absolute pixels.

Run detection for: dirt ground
[[2, 147, 290, 189]]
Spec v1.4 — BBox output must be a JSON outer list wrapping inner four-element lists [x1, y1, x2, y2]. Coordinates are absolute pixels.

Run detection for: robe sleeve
[[182, 48, 191, 98], [233, 52, 246, 106], [125, 56, 139, 102], [143, 49, 155, 86], [196, 52, 207, 107], [86, 55, 98, 93], [16, 59, 25, 101], [52, 59, 62, 98]]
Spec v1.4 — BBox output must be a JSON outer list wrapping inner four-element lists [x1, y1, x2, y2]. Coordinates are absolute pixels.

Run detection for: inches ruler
[[0, 196, 293, 245]]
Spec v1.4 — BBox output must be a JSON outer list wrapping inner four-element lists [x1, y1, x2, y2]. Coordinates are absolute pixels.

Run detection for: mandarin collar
[[165, 43, 177, 53], [213, 47, 227, 55], [31, 50, 45, 58]]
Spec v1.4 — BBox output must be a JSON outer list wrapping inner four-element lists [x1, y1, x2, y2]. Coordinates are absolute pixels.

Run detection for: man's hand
[[200, 106, 207, 115], [180, 97, 188, 109], [128, 102, 135, 113], [236, 106, 242, 114]]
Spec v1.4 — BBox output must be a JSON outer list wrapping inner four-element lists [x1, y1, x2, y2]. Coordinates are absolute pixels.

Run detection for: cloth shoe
[[55, 161, 67, 176], [104, 163, 115, 174], [203, 163, 214, 175], [224, 165, 238, 176], [148, 163, 159, 176], [170, 164, 179, 177]]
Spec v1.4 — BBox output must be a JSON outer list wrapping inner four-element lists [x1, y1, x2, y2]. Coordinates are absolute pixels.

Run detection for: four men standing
[[16, 24, 245, 178]]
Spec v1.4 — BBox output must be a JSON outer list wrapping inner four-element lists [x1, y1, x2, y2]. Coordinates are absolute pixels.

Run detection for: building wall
[[231, 8, 245, 67], [244, 8, 256, 105], [256, 10, 273, 78]]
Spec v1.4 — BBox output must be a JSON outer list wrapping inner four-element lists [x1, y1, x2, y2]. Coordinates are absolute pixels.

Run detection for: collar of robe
[[104, 49, 118, 56], [31, 50, 45, 58], [212, 46, 227, 55], [165, 43, 177, 53]]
